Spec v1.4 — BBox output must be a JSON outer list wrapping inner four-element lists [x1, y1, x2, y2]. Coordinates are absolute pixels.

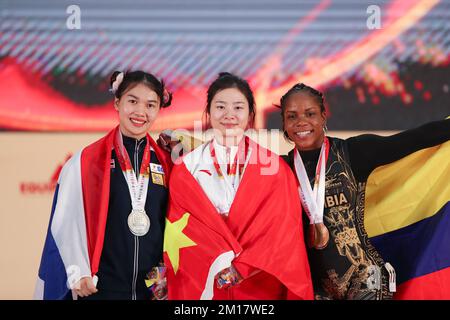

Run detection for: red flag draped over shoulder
[[35, 125, 172, 299], [81, 126, 172, 276], [164, 138, 313, 300]]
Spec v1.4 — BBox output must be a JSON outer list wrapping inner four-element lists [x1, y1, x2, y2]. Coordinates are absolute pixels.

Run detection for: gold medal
[[128, 209, 150, 236]]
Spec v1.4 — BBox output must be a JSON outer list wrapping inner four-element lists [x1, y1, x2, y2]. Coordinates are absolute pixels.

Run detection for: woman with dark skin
[[279, 83, 450, 300]]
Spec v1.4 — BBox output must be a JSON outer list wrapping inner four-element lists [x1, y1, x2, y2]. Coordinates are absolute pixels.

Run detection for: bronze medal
[[307, 224, 317, 249], [313, 222, 329, 250]]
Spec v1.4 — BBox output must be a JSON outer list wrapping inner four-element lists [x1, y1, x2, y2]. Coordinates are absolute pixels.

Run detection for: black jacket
[[87, 134, 169, 300]]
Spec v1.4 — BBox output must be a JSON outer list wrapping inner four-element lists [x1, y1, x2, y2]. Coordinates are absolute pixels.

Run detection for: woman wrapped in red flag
[[35, 71, 173, 300], [163, 73, 313, 300]]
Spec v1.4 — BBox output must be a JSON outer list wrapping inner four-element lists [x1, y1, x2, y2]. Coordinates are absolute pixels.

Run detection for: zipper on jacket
[[131, 139, 144, 300], [132, 236, 139, 300]]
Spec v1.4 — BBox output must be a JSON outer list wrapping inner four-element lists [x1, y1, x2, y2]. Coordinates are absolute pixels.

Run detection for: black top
[[91, 134, 168, 300]]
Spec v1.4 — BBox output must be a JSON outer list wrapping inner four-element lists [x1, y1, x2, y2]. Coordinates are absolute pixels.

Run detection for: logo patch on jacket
[[150, 163, 164, 174], [151, 173, 165, 186]]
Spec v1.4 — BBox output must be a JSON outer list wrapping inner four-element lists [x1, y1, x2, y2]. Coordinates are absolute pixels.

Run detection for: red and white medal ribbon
[[210, 136, 249, 191], [293, 137, 329, 225], [113, 129, 151, 236], [207, 136, 250, 215]]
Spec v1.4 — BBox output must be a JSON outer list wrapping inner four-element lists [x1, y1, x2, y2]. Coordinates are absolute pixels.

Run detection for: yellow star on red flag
[[163, 212, 197, 274]]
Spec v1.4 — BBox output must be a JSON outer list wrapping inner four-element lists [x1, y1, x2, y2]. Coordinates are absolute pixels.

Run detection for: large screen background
[[1, 0, 449, 131]]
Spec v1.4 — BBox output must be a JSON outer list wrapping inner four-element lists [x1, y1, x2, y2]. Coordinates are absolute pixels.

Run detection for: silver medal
[[127, 209, 150, 236]]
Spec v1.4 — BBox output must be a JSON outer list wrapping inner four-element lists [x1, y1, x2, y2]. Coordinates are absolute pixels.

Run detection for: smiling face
[[114, 83, 161, 139], [283, 92, 326, 151], [209, 87, 251, 145]]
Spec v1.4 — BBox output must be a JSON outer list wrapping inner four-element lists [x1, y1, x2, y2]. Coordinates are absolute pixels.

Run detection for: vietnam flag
[[163, 139, 313, 300], [365, 140, 450, 299]]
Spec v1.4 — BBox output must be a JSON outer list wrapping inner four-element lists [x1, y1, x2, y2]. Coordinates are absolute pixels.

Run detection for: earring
[[323, 124, 328, 133]]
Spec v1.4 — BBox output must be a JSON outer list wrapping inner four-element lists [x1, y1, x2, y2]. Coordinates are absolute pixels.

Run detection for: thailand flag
[[33, 126, 171, 300], [34, 151, 92, 299]]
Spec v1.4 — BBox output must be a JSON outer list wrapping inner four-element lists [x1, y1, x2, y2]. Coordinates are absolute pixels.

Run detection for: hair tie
[[110, 72, 124, 94], [163, 88, 170, 105]]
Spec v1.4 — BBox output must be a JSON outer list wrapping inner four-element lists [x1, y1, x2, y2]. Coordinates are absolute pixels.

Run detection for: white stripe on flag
[[33, 277, 45, 300], [200, 250, 235, 300], [51, 150, 91, 290]]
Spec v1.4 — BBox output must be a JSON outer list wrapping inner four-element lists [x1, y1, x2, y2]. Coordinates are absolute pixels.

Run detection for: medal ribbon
[[113, 130, 151, 211], [294, 137, 330, 225], [210, 136, 249, 179]]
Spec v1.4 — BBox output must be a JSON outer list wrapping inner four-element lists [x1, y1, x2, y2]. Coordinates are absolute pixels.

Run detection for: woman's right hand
[[74, 276, 98, 297]]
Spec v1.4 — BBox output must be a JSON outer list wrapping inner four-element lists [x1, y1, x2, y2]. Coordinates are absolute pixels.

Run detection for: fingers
[[159, 133, 171, 146], [74, 277, 98, 298], [157, 136, 171, 153], [86, 278, 98, 294]]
